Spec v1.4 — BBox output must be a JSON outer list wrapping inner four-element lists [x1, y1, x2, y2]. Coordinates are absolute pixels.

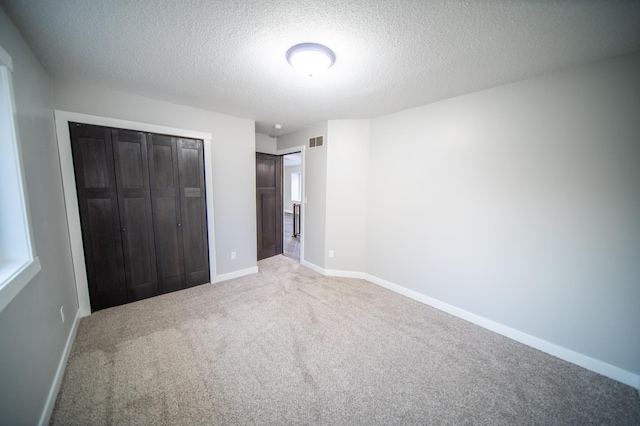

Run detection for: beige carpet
[[51, 255, 640, 425]]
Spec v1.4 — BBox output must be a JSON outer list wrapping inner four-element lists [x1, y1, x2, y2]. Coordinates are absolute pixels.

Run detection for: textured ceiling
[[2, 0, 639, 136]]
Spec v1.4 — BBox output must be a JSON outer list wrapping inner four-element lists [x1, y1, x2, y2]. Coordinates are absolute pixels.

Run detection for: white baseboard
[[302, 263, 640, 389], [39, 308, 81, 426], [213, 266, 258, 283], [300, 261, 365, 279], [324, 269, 365, 279], [300, 260, 324, 275], [362, 273, 640, 390]]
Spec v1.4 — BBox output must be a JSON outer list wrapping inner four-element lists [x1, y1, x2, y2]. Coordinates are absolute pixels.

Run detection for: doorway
[[283, 152, 302, 261], [255, 150, 303, 263], [256, 153, 283, 260]]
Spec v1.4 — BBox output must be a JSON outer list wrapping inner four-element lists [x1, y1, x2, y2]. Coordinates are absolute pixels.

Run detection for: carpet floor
[[51, 255, 640, 425]]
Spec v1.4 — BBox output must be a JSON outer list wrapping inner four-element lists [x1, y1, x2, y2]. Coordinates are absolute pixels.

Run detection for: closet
[[70, 123, 209, 311]]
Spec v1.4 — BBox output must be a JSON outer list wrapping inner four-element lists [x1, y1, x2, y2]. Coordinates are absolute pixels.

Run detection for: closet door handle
[[121, 227, 126, 232], [177, 223, 182, 227]]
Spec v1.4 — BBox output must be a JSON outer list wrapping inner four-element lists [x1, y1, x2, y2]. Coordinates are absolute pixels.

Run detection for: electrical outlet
[[329, 250, 334, 258], [60, 306, 65, 323], [231, 252, 236, 260]]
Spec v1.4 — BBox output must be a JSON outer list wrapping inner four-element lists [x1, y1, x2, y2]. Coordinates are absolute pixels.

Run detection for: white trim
[[299, 262, 366, 280], [39, 308, 81, 426], [304, 263, 640, 390], [54, 119, 90, 316], [324, 269, 365, 279], [277, 145, 306, 264], [0, 258, 41, 312], [213, 266, 258, 283], [53, 111, 211, 141], [362, 272, 640, 390], [54, 110, 215, 316], [276, 146, 304, 156], [0, 60, 39, 312], [300, 260, 324, 275], [203, 138, 217, 284]]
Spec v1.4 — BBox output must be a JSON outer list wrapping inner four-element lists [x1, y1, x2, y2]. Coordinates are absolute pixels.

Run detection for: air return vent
[[309, 135, 324, 148]]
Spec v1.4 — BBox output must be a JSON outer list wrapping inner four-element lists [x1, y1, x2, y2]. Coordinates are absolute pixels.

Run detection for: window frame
[[0, 44, 41, 312]]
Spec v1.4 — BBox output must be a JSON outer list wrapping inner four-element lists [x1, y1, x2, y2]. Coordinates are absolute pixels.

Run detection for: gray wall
[[255, 132, 277, 154], [0, 8, 78, 425], [278, 123, 327, 268], [325, 120, 370, 272], [52, 80, 257, 276], [366, 51, 640, 376]]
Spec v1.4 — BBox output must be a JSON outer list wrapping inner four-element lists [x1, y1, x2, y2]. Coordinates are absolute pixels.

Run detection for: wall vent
[[309, 135, 324, 148]]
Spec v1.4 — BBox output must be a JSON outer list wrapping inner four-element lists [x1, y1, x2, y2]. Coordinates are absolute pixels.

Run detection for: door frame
[[55, 110, 216, 317], [277, 146, 305, 264]]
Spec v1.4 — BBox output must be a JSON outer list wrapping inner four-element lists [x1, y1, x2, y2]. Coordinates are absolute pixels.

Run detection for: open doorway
[[283, 152, 301, 262]]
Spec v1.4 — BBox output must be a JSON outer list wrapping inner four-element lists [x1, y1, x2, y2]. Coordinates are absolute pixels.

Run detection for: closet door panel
[[184, 195, 205, 271], [148, 135, 185, 293], [70, 123, 127, 311], [86, 198, 121, 292], [177, 138, 210, 287], [112, 129, 159, 301], [121, 197, 155, 287], [155, 198, 182, 279]]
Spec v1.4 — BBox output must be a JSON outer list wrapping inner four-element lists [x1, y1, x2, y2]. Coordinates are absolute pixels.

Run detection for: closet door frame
[[55, 111, 216, 317]]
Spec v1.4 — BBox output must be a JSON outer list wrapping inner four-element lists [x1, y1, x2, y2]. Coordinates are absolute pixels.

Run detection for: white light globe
[[286, 43, 336, 77]]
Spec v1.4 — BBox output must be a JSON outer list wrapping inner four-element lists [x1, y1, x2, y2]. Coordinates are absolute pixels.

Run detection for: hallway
[[283, 212, 300, 262]]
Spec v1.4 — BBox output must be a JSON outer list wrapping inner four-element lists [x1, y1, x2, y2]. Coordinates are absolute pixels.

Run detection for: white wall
[[366, 51, 640, 378], [278, 123, 327, 268], [255, 132, 277, 154], [284, 164, 302, 213], [0, 9, 78, 424], [52, 80, 257, 276], [325, 120, 370, 272]]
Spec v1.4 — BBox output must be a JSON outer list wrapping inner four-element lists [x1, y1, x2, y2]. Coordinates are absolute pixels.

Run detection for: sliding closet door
[[112, 129, 159, 301], [177, 138, 210, 287], [70, 123, 127, 310], [148, 134, 186, 293]]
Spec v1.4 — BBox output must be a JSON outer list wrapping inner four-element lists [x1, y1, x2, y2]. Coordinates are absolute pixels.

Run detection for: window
[[291, 172, 301, 202], [0, 44, 40, 312]]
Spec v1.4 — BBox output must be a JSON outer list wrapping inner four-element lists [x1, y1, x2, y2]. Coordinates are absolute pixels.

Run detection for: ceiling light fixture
[[286, 43, 336, 77]]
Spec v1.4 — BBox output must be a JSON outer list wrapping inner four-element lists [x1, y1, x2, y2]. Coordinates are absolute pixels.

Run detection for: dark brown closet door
[[69, 123, 127, 311], [177, 138, 210, 287], [112, 129, 159, 301], [256, 153, 283, 260], [148, 134, 186, 293]]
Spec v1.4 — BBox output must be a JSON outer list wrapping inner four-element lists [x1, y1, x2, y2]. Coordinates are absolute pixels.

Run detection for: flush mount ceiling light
[[286, 43, 336, 77]]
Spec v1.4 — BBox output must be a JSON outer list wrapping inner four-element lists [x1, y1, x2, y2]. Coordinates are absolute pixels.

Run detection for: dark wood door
[[177, 138, 210, 287], [71, 123, 210, 311], [70, 123, 128, 311], [148, 134, 186, 294], [256, 153, 283, 260], [112, 129, 159, 301]]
